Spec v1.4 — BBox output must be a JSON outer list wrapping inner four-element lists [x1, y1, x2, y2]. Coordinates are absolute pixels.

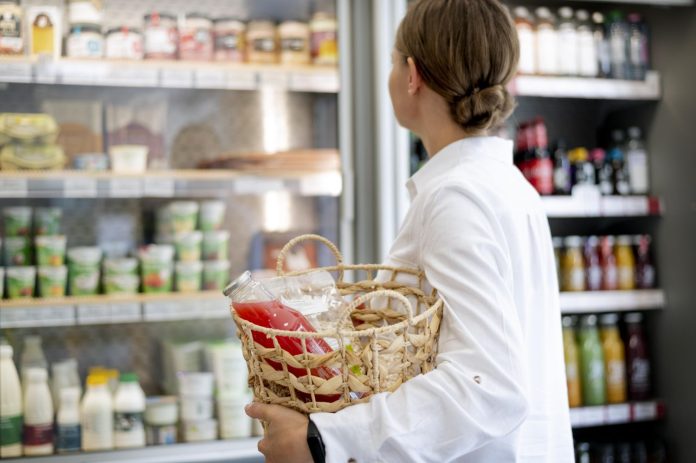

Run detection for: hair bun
[[451, 84, 516, 133]]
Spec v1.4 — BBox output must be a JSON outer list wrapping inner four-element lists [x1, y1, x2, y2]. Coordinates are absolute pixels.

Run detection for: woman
[[246, 0, 574, 461]]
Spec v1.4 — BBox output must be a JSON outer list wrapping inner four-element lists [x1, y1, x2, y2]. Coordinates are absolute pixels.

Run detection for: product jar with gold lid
[[246, 20, 277, 64], [279, 20, 310, 65]]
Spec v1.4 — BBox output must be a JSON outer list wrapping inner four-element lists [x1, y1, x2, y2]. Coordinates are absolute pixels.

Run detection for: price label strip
[[143, 177, 175, 197], [109, 178, 143, 198], [63, 177, 98, 198], [0, 178, 28, 198], [77, 303, 111, 325]]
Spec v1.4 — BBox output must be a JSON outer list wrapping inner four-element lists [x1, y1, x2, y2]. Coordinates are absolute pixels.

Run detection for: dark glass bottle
[[553, 139, 572, 195], [608, 130, 631, 195], [591, 148, 614, 195], [625, 312, 652, 401]]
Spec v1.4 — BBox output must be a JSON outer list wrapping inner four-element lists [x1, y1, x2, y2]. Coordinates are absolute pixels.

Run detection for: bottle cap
[[223, 270, 252, 297], [617, 235, 633, 246], [120, 372, 139, 383], [581, 314, 598, 327], [625, 312, 644, 323], [592, 12, 605, 24], [628, 126, 642, 140], [562, 316, 577, 328], [558, 7, 574, 19], [564, 236, 583, 248], [600, 313, 619, 325], [576, 10, 590, 22], [590, 148, 606, 163], [513, 6, 531, 19], [552, 237, 563, 248], [585, 235, 599, 247], [87, 374, 108, 386]]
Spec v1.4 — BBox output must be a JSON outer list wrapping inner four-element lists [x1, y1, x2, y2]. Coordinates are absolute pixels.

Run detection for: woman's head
[[389, 0, 519, 135]]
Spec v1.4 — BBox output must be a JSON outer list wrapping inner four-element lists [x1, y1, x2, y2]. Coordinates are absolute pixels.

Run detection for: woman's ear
[[407, 57, 423, 96]]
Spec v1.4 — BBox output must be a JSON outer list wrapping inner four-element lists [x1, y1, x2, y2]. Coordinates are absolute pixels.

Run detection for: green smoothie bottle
[[578, 315, 606, 406]]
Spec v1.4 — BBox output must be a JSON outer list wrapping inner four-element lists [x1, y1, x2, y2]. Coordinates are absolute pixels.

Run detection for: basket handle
[[336, 289, 414, 330], [276, 234, 344, 278]]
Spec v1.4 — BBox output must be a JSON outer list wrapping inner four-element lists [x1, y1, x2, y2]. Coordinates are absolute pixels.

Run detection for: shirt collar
[[406, 136, 513, 200]]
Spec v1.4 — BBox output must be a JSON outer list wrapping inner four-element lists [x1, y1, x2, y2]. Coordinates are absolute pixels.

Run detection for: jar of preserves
[[213, 17, 245, 62], [310, 12, 337, 65], [68, 0, 102, 25], [105, 26, 143, 60], [0, 0, 23, 55], [66, 24, 103, 58], [279, 20, 310, 65], [562, 236, 586, 292], [143, 12, 178, 60], [246, 20, 277, 64], [179, 13, 213, 61]]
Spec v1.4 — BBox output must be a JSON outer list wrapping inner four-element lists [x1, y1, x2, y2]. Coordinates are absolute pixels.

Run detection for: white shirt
[[311, 136, 574, 463]]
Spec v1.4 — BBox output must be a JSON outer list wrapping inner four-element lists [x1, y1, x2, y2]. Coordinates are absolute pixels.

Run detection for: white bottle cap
[[0, 344, 13, 357]]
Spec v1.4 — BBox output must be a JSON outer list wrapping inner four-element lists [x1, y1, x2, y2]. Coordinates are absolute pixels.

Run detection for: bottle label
[[57, 424, 81, 452], [587, 265, 602, 291], [0, 415, 22, 446], [23, 422, 54, 446], [607, 360, 626, 386], [114, 411, 144, 433], [631, 358, 651, 390]]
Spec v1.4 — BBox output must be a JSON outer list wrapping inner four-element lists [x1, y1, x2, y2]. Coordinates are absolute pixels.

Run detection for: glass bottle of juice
[[584, 236, 602, 291], [615, 235, 636, 290], [599, 313, 627, 404], [578, 315, 606, 406], [562, 316, 583, 408], [634, 234, 656, 289], [562, 236, 586, 292], [625, 312, 651, 401], [224, 271, 339, 401], [600, 236, 619, 291]]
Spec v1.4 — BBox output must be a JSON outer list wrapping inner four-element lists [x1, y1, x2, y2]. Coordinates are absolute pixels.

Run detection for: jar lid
[[70, 23, 103, 34], [120, 372, 139, 383], [580, 314, 598, 327], [223, 270, 251, 297], [599, 313, 619, 325], [563, 235, 583, 247], [562, 316, 577, 328], [185, 12, 211, 20], [87, 374, 108, 386], [144, 12, 177, 21], [106, 26, 141, 35], [558, 7, 574, 19], [624, 312, 644, 323], [213, 16, 246, 24]]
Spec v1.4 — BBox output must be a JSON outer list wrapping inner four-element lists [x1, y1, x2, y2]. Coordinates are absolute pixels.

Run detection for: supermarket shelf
[[510, 72, 661, 100], [0, 291, 231, 328], [542, 193, 662, 218], [570, 400, 666, 429], [560, 290, 666, 314], [0, 56, 339, 93], [0, 169, 343, 198], [0, 438, 262, 463]]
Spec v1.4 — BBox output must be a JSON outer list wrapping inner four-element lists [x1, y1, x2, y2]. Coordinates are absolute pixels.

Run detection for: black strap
[[307, 417, 326, 463]]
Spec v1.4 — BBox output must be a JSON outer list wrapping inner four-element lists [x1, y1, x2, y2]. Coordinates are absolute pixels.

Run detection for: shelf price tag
[[77, 303, 111, 325], [582, 406, 605, 426], [144, 301, 187, 321], [143, 177, 175, 197], [0, 308, 33, 328], [103, 66, 158, 87], [606, 403, 631, 424], [109, 302, 141, 323], [632, 401, 657, 421], [300, 172, 342, 196], [258, 70, 289, 89], [225, 69, 257, 90], [201, 298, 229, 319], [290, 71, 339, 93], [0, 178, 28, 198], [234, 177, 284, 194], [160, 68, 194, 88], [0, 60, 32, 82], [195, 69, 226, 89], [63, 177, 98, 198], [109, 178, 142, 198]]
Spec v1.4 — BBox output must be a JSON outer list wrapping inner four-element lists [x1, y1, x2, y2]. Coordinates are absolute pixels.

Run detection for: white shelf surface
[[0, 170, 343, 199], [510, 72, 660, 100], [560, 290, 666, 314], [570, 400, 666, 429], [0, 292, 231, 328], [0, 57, 339, 93], [0, 439, 262, 463], [542, 192, 662, 218]]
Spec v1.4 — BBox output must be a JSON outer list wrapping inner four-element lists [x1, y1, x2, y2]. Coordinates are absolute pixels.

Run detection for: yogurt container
[[38, 265, 68, 297], [3, 207, 32, 236], [202, 260, 230, 291], [7, 266, 36, 299], [140, 245, 175, 294], [103, 274, 140, 295], [218, 393, 252, 439], [5, 236, 31, 266], [35, 235, 67, 266], [103, 257, 138, 276], [177, 372, 214, 397], [179, 396, 213, 421], [175, 261, 202, 293], [174, 232, 202, 263], [145, 396, 178, 426], [182, 419, 217, 442], [202, 231, 229, 261], [67, 247, 102, 296], [169, 202, 199, 234], [34, 207, 62, 235], [198, 201, 226, 231]]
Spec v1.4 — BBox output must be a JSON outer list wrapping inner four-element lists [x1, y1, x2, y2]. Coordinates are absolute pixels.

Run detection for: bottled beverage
[[633, 441, 649, 463], [562, 236, 586, 292], [615, 235, 636, 290], [515, 122, 534, 180], [584, 236, 602, 291], [616, 442, 632, 463], [0, 344, 23, 458], [535, 7, 559, 75], [56, 387, 81, 454], [608, 11, 629, 79], [562, 316, 583, 408], [578, 315, 606, 406], [625, 126, 650, 194], [20, 335, 47, 383], [576, 442, 592, 463], [600, 236, 619, 290], [528, 118, 554, 195], [553, 237, 564, 285], [608, 130, 631, 195], [568, 148, 596, 188], [23, 367, 54, 456], [52, 359, 82, 408], [514, 7, 536, 75], [553, 140, 572, 195], [627, 13, 648, 80], [81, 374, 114, 451], [600, 314, 627, 404], [576, 10, 598, 77], [557, 7, 579, 76], [599, 443, 616, 463], [114, 373, 146, 449], [590, 148, 614, 196], [635, 235, 656, 289], [625, 312, 651, 400], [592, 12, 612, 78]]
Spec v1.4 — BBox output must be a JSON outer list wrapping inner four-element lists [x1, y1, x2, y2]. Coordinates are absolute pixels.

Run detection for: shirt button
[[474, 375, 482, 384]]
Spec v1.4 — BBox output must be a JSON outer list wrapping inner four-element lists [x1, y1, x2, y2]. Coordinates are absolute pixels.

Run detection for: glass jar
[[557, 7, 579, 76], [68, 0, 102, 25], [513, 7, 536, 75], [143, 12, 178, 60], [66, 24, 104, 58], [534, 7, 559, 75], [213, 17, 245, 62], [279, 20, 310, 65], [105, 26, 143, 60], [310, 12, 337, 65], [246, 20, 277, 64], [179, 13, 213, 61], [0, 0, 24, 55]]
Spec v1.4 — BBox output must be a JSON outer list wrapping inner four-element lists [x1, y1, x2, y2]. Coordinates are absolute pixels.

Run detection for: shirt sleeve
[[310, 185, 530, 463]]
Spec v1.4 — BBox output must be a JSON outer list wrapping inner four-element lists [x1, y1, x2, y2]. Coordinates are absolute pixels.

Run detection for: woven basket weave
[[231, 234, 444, 414]]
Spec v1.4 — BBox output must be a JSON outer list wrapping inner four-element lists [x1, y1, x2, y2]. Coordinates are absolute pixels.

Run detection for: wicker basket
[[231, 234, 444, 414]]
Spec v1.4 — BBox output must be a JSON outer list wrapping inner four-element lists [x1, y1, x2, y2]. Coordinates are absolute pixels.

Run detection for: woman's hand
[[245, 402, 314, 463]]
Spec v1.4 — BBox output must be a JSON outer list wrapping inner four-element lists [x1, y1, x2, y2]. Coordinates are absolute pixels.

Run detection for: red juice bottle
[[528, 118, 554, 195], [634, 234, 656, 289], [624, 312, 652, 401], [225, 271, 339, 400]]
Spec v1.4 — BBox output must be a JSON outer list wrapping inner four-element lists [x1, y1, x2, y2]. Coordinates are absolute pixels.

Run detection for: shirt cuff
[[310, 398, 381, 463]]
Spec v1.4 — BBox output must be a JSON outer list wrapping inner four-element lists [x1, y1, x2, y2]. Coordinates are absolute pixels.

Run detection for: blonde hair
[[395, 0, 519, 133]]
